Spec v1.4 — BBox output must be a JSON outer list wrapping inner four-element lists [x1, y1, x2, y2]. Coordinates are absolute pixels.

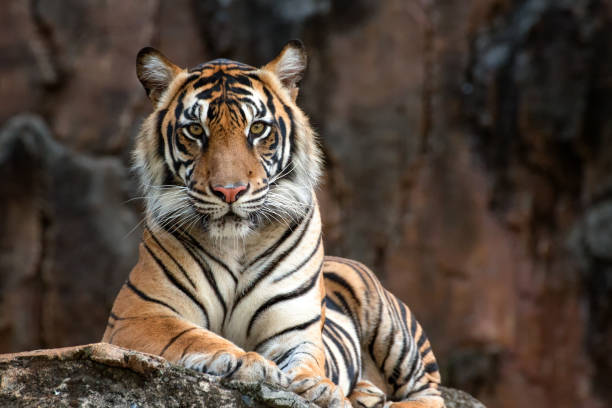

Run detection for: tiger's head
[[134, 41, 322, 241]]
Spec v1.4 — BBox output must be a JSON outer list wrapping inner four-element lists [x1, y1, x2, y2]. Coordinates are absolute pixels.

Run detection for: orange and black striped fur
[[102, 41, 444, 408]]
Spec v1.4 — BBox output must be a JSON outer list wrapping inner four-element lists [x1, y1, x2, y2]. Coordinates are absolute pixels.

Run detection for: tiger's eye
[[188, 124, 204, 136], [250, 122, 266, 135]]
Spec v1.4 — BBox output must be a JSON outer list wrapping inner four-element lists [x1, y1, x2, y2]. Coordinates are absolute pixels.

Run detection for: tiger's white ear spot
[[137, 47, 181, 105], [263, 40, 307, 96]]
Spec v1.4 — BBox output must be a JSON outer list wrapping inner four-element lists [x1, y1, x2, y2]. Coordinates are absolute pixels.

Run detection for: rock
[[0, 343, 484, 408], [441, 388, 486, 408]]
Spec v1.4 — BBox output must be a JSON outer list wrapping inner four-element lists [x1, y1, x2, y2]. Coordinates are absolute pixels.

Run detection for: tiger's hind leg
[[323, 257, 445, 408], [348, 380, 386, 408], [347, 379, 442, 408]]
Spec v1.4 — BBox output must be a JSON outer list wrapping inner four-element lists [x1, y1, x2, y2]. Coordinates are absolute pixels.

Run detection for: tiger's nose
[[211, 183, 248, 203]]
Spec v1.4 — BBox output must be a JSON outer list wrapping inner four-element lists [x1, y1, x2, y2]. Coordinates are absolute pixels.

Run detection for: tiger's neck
[[142, 192, 324, 341], [145, 192, 323, 274]]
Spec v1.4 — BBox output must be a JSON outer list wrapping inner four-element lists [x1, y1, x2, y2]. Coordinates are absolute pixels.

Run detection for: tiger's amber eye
[[250, 122, 266, 135], [188, 124, 203, 136]]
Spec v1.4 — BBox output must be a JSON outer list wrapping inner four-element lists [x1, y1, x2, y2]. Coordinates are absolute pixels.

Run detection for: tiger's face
[[134, 41, 321, 240]]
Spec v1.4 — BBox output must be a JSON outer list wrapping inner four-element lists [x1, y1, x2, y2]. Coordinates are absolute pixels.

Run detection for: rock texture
[[0, 344, 484, 408], [1, 1, 611, 408]]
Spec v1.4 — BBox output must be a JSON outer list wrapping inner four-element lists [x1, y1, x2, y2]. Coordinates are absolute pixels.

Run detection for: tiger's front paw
[[229, 351, 290, 388], [348, 380, 386, 408], [180, 351, 289, 388], [289, 375, 350, 408]]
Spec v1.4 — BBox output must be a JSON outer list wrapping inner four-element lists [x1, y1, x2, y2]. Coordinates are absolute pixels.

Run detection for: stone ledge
[[0, 343, 485, 407]]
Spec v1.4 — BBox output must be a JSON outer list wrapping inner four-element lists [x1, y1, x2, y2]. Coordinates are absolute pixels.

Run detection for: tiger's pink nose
[[211, 183, 248, 203]]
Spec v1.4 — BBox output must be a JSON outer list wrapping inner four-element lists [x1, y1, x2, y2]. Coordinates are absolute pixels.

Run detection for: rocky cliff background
[[1, 1, 611, 407]]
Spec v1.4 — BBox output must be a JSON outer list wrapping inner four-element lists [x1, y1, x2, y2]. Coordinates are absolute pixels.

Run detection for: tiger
[[102, 40, 444, 408]]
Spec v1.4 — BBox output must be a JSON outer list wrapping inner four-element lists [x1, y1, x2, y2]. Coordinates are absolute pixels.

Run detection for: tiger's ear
[[136, 47, 182, 105], [263, 40, 307, 100]]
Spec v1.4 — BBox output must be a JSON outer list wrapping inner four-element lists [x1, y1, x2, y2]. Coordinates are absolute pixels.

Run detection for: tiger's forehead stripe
[[189, 58, 255, 73]]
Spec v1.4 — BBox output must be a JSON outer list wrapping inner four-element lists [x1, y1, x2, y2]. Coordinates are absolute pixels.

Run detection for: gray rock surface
[[0, 343, 485, 408]]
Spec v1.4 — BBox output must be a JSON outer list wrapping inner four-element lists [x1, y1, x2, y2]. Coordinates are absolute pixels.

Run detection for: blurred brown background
[[1, 0, 611, 407]]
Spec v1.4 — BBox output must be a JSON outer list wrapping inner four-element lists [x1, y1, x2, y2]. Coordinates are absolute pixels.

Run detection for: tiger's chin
[[205, 214, 254, 241]]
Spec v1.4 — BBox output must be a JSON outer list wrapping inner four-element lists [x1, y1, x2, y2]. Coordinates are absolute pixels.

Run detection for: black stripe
[[181, 229, 238, 284], [398, 300, 409, 328], [229, 86, 253, 96], [367, 296, 384, 365], [388, 331, 409, 385], [380, 291, 400, 371], [310, 385, 329, 403], [328, 289, 362, 341], [398, 350, 422, 392], [410, 382, 432, 394], [325, 257, 372, 292], [156, 109, 168, 161], [183, 104, 198, 121], [326, 317, 360, 365], [380, 326, 395, 371], [160, 327, 198, 356], [143, 243, 209, 323], [171, 236, 228, 316], [417, 331, 428, 349], [167, 121, 181, 175], [262, 86, 276, 116], [410, 310, 418, 337], [174, 90, 186, 122], [322, 333, 340, 384], [277, 116, 287, 165], [323, 271, 361, 307], [273, 233, 322, 283], [126, 279, 180, 315], [196, 88, 215, 100], [273, 345, 299, 367], [248, 205, 312, 268], [325, 296, 343, 313], [193, 70, 223, 90], [424, 362, 439, 374], [254, 314, 321, 352], [324, 318, 359, 390], [147, 228, 197, 289], [285, 103, 296, 158], [241, 195, 266, 205], [175, 135, 191, 156], [234, 208, 313, 310], [247, 267, 320, 337]]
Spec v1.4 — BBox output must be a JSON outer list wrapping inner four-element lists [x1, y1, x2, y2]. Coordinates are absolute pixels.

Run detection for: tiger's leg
[[256, 326, 350, 408], [104, 311, 289, 387], [255, 274, 351, 408], [102, 256, 289, 388], [380, 305, 443, 408], [323, 257, 444, 408]]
